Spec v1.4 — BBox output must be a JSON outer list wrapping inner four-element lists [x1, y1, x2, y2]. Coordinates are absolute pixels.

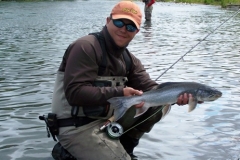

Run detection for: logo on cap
[[122, 8, 138, 14]]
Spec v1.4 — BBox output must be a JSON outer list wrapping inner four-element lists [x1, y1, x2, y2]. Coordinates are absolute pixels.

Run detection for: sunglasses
[[112, 19, 138, 32]]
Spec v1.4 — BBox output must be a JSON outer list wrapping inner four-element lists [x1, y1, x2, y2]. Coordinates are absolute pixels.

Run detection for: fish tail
[[107, 97, 130, 121]]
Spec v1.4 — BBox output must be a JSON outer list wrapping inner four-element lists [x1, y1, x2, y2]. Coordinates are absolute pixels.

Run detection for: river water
[[0, 1, 239, 160]]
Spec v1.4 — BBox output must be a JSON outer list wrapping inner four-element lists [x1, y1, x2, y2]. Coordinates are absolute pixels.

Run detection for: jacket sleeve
[[126, 52, 158, 92], [63, 38, 123, 107]]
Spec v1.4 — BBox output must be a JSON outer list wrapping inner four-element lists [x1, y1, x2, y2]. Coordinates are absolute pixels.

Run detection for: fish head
[[196, 86, 222, 101]]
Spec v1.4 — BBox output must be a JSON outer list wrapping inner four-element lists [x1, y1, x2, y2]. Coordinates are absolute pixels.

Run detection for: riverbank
[[226, 4, 240, 10], [156, 0, 240, 8]]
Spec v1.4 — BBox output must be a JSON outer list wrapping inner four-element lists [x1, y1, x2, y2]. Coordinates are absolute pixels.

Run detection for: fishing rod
[[155, 8, 240, 81]]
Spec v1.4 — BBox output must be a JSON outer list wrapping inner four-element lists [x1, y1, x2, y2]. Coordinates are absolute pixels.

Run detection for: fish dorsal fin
[[155, 82, 181, 89]]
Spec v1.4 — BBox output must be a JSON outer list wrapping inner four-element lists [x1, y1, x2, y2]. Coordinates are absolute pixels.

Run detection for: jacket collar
[[101, 26, 127, 58]]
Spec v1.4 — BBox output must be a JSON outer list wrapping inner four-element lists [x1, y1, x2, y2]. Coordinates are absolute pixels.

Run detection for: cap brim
[[112, 14, 140, 30]]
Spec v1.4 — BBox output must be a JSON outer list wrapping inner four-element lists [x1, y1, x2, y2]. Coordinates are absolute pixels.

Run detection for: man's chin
[[116, 42, 128, 48]]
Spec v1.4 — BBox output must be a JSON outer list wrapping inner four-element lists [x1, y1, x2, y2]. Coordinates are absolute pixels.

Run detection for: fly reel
[[106, 122, 123, 139]]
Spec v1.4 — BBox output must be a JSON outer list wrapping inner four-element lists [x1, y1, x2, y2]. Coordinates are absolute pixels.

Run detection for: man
[[51, 1, 197, 160], [143, 0, 156, 21]]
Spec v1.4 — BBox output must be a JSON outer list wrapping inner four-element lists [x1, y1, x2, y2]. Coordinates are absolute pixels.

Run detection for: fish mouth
[[216, 92, 222, 98], [209, 93, 222, 101]]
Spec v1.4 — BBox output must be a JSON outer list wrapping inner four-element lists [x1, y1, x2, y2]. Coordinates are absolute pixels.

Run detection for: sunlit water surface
[[0, 1, 239, 160]]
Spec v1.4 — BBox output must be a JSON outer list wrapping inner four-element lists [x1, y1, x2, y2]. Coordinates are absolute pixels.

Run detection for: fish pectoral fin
[[162, 105, 172, 118], [108, 97, 130, 121], [113, 106, 126, 122], [188, 96, 198, 112], [134, 106, 149, 118]]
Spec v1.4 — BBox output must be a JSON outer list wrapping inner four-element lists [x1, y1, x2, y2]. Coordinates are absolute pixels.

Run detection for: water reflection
[[144, 20, 152, 28], [0, 1, 240, 160]]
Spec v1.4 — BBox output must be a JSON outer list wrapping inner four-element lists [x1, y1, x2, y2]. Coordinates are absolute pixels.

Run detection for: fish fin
[[162, 105, 172, 118], [134, 105, 150, 118], [156, 82, 179, 90], [188, 96, 198, 112], [108, 97, 129, 121]]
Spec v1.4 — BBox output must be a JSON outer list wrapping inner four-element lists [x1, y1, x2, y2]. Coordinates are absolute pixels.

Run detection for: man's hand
[[123, 87, 143, 96], [177, 93, 204, 105], [123, 87, 145, 108]]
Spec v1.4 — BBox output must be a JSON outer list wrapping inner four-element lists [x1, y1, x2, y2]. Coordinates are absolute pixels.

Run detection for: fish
[[107, 82, 222, 121]]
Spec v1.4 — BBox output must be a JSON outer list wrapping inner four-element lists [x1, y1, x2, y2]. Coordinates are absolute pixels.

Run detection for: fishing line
[[122, 105, 166, 135], [155, 8, 240, 81]]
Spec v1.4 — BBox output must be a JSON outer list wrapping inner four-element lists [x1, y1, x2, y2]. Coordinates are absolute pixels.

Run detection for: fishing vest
[[51, 32, 132, 121]]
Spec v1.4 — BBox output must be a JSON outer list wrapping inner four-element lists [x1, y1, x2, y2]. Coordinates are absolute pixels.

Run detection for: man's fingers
[[133, 89, 143, 96], [123, 87, 143, 96], [177, 93, 193, 105], [182, 93, 188, 104], [177, 94, 183, 104]]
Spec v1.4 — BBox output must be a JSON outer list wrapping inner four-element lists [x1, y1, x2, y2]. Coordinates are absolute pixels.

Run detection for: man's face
[[106, 17, 139, 47]]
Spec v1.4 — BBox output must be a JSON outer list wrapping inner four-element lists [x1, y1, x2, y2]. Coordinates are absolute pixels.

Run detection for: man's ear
[[106, 17, 111, 24]]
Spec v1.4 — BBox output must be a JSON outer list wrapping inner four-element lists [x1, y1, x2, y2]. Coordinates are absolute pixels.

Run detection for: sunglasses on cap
[[112, 19, 138, 32]]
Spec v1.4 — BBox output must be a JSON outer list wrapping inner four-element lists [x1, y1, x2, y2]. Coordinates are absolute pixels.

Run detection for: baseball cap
[[111, 1, 142, 29]]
